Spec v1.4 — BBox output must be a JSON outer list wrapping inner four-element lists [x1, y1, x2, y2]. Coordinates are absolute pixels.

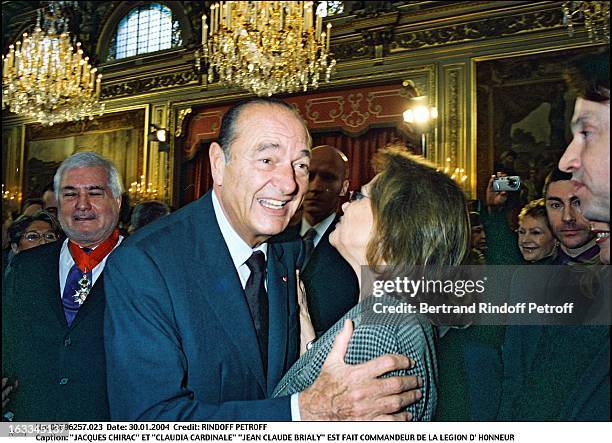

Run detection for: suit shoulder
[[121, 197, 209, 252], [270, 236, 302, 264], [7, 241, 60, 272]]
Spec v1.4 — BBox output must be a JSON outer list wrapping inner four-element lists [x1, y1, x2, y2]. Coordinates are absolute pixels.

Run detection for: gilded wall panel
[[21, 108, 146, 205], [442, 64, 470, 196], [2, 125, 25, 212]]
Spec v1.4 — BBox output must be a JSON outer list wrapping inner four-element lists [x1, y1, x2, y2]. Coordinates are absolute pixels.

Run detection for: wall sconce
[[128, 175, 159, 205], [2, 183, 22, 204], [402, 81, 437, 158], [439, 157, 468, 187], [150, 124, 170, 152], [403, 99, 438, 125]]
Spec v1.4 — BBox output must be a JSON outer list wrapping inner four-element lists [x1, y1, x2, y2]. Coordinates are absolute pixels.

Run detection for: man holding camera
[[480, 172, 524, 265]]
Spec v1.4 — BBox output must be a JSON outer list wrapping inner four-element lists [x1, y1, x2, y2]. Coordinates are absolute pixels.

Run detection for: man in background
[[42, 181, 59, 217], [2, 152, 123, 421], [467, 211, 487, 265], [128, 200, 170, 234], [543, 168, 599, 264], [299, 145, 359, 337]]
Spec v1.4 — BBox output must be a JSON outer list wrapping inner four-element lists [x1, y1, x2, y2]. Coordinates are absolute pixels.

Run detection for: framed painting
[[474, 44, 606, 200], [23, 108, 146, 202]]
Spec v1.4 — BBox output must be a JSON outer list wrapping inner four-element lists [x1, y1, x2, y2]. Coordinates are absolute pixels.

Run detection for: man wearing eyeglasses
[[295, 145, 359, 338], [2, 151, 123, 421]]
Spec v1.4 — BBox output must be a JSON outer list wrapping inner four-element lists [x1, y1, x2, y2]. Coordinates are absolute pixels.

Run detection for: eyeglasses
[[348, 190, 369, 202], [22, 231, 58, 242]]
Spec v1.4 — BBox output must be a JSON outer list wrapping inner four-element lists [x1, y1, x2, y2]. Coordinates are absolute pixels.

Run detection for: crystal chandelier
[[2, 2, 104, 126], [197, 1, 336, 97], [562, 1, 610, 42]]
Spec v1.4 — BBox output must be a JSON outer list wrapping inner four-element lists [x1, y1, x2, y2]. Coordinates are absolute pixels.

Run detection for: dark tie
[[301, 228, 317, 271], [244, 251, 269, 374]]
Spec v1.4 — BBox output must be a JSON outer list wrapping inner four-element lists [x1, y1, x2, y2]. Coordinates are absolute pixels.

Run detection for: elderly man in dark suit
[[2, 151, 123, 421], [104, 98, 420, 421], [299, 145, 359, 337]]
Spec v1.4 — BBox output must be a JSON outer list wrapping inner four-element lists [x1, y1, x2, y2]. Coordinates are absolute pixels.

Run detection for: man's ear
[[209, 142, 226, 186], [339, 179, 349, 197]]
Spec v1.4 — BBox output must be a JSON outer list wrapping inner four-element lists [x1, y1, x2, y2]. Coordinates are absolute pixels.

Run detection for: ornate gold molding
[[442, 63, 471, 196], [394, 8, 562, 50], [2, 125, 25, 211], [444, 68, 460, 166], [101, 70, 199, 100], [333, 7, 563, 61], [175, 108, 193, 138]]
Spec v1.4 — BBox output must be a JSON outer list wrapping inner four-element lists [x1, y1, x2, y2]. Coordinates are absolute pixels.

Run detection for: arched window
[[316, 1, 345, 17], [107, 3, 182, 61]]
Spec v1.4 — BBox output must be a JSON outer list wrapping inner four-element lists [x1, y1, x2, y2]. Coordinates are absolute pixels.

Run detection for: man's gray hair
[[54, 151, 123, 199]]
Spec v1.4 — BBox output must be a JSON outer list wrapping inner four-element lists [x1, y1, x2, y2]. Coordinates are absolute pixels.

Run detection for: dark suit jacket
[[498, 324, 609, 420], [497, 266, 610, 420], [434, 325, 505, 421], [104, 191, 301, 421], [301, 216, 359, 337], [2, 241, 110, 421]]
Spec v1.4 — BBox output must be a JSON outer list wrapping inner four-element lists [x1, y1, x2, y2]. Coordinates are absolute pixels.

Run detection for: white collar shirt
[[212, 190, 267, 289], [59, 235, 124, 296]]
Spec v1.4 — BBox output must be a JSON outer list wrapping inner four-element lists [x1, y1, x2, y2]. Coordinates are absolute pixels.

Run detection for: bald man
[[299, 145, 359, 337]]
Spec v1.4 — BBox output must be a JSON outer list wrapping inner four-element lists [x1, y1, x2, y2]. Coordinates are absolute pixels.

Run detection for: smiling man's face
[[210, 103, 311, 247], [58, 166, 121, 248]]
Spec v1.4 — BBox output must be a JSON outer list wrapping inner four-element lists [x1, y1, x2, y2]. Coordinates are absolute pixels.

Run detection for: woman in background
[[516, 198, 557, 263], [274, 146, 470, 421], [6, 211, 62, 265]]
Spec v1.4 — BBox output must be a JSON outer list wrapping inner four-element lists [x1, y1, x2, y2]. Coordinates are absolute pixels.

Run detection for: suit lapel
[[42, 243, 69, 327], [192, 193, 267, 394], [303, 214, 338, 272], [266, 243, 289, 394]]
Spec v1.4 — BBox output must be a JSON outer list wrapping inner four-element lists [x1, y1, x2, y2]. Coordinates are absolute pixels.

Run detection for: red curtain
[[179, 144, 212, 206], [178, 126, 414, 207], [312, 126, 415, 193]]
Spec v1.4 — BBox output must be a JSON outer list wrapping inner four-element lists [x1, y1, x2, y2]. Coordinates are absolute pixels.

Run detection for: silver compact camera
[[492, 176, 521, 192]]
